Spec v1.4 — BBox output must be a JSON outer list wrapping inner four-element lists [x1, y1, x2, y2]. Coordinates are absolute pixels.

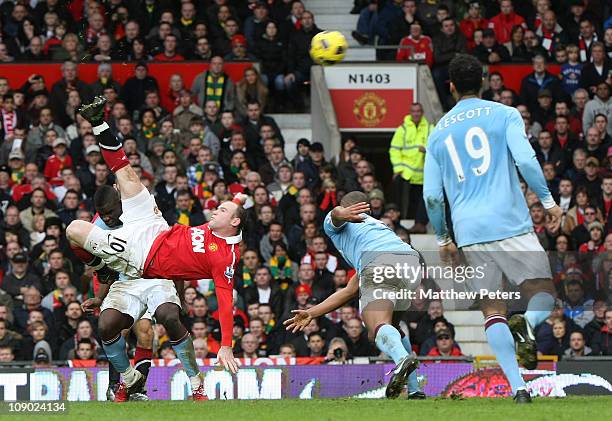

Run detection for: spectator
[[519, 54, 565, 113], [460, 1, 489, 51], [255, 21, 288, 110], [192, 56, 235, 111], [306, 332, 326, 357], [562, 279, 595, 327], [352, 0, 379, 46], [120, 62, 159, 115], [488, 0, 526, 45], [432, 18, 467, 109], [536, 10, 568, 57], [59, 318, 98, 359], [590, 308, 612, 355], [74, 338, 95, 360], [502, 24, 530, 62], [285, 10, 322, 111], [583, 82, 612, 138], [235, 68, 269, 117], [577, 18, 599, 63], [564, 330, 591, 357], [473, 28, 511, 64], [2, 253, 43, 301], [396, 21, 433, 67], [580, 42, 612, 93], [153, 34, 184, 62], [0, 319, 22, 354], [388, 0, 420, 47], [389, 102, 431, 232], [12, 286, 54, 334], [426, 328, 464, 359], [50, 62, 91, 126], [584, 300, 607, 343], [343, 317, 378, 356]]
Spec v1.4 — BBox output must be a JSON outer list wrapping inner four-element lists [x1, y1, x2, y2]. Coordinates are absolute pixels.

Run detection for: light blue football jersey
[[323, 212, 415, 273], [423, 98, 555, 247]]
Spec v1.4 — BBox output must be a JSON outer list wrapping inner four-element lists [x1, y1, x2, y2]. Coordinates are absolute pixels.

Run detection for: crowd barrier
[[1, 357, 610, 400]]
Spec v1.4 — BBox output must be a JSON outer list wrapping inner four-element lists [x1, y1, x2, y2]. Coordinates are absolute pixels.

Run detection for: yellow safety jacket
[[389, 115, 433, 184]]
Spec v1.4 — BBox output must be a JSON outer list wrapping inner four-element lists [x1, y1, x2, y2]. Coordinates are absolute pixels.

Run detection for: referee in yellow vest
[[389, 102, 433, 233]]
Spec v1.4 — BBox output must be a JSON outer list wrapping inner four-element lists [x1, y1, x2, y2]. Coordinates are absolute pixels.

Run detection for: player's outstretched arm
[[215, 286, 240, 374], [284, 274, 359, 333], [330, 203, 370, 227]]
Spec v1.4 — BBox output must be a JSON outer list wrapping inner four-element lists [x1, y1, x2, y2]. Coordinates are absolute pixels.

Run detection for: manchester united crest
[[208, 243, 218, 252], [353, 93, 387, 127]]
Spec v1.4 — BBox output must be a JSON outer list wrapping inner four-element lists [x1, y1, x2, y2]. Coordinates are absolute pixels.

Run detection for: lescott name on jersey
[[437, 106, 493, 131]]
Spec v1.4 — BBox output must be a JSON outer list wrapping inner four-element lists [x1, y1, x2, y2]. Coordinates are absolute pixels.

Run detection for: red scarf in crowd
[[579, 34, 598, 62]]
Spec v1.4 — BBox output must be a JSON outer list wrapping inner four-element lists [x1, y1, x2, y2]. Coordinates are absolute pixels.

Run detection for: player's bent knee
[[66, 220, 92, 245], [99, 309, 133, 341]]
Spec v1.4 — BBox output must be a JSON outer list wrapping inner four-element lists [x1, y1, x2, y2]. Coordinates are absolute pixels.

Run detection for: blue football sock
[[103, 335, 130, 373], [172, 334, 200, 378], [524, 292, 555, 329], [401, 334, 420, 393], [485, 320, 525, 394], [375, 324, 408, 364]]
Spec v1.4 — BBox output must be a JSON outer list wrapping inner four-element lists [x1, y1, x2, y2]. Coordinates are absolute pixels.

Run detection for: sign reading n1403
[[348, 73, 391, 84]]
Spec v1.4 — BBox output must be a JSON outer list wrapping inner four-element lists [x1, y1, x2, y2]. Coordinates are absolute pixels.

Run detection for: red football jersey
[[143, 223, 241, 346]]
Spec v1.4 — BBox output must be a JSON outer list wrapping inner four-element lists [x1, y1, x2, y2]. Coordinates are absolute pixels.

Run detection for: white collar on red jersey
[[212, 229, 242, 244]]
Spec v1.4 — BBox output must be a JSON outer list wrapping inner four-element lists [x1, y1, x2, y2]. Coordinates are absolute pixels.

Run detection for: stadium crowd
[[0, 0, 610, 367]]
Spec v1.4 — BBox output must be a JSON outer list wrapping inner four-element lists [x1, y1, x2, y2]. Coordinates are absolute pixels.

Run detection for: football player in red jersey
[[67, 97, 242, 377]]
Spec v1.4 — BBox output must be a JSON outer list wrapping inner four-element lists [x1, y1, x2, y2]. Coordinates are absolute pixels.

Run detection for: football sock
[[400, 332, 420, 393], [103, 334, 140, 386], [485, 314, 526, 394], [108, 356, 120, 386], [134, 346, 152, 380], [374, 324, 409, 364], [524, 292, 555, 330], [171, 333, 200, 379], [92, 122, 129, 172]]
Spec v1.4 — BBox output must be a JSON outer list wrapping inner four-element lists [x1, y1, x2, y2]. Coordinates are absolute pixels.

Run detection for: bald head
[[341, 191, 368, 207]]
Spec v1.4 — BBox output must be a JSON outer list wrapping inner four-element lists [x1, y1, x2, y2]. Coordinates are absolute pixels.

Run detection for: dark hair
[[78, 338, 93, 347], [94, 185, 120, 210], [308, 332, 324, 341], [449, 54, 483, 96]]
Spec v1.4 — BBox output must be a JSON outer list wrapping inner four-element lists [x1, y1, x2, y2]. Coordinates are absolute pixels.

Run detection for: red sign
[[325, 64, 417, 131], [0, 62, 254, 92]]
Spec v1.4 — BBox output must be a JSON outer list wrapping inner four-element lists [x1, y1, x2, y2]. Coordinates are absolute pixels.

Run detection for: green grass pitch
[[8, 396, 611, 421]]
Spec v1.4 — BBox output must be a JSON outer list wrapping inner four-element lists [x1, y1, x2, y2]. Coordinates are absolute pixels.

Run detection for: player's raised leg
[[78, 96, 144, 199], [361, 300, 418, 399], [154, 302, 207, 400], [509, 278, 556, 370]]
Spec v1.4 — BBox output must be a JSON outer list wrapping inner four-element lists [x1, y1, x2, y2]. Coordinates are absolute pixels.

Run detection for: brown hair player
[[67, 96, 245, 396]]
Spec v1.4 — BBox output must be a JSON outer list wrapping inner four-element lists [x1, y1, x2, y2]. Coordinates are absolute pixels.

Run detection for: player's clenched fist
[[217, 346, 240, 374]]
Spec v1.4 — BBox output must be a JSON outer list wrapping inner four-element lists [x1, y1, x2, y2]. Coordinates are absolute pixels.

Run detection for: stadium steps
[[269, 113, 312, 160], [308, 5, 377, 61], [444, 311, 492, 356]]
